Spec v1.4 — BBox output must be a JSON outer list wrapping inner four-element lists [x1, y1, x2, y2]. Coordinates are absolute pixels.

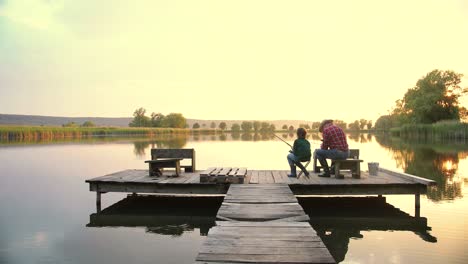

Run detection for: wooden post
[[415, 192, 420, 218], [96, 191, 102, 213]]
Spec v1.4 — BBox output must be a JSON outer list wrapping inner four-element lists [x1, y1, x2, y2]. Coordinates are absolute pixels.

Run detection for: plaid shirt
[[321, 124, 348, 151]]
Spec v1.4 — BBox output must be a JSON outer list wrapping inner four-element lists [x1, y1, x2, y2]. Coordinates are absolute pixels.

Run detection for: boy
[[287, 127, 311, 177]]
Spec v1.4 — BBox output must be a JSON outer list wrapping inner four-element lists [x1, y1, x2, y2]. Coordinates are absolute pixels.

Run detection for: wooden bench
[[146, 148, 196, 177], [313, 149, 363, 179]]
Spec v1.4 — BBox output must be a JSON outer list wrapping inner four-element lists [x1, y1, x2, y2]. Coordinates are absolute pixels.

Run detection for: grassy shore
[[390, 121, 468, 140], [0, 126, 196, 140]]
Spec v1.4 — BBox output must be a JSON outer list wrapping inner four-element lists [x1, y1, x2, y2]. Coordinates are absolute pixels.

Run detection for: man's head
[[296, 127, 307, 139], [319, 119, 333, 132]]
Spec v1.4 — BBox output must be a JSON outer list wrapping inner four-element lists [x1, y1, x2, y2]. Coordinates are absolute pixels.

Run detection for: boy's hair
[[296, 127, 307, 139]]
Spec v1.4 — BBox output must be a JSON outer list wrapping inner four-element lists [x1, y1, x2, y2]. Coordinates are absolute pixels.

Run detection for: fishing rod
[[273, 134, 293, 149]]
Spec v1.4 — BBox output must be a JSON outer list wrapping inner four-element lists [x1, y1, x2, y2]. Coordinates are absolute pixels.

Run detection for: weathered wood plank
[[227, 168, 239, 176], [249, 171, 259, 184], [236, 167, 247, 176], [200, 167, 216, 176], [379, 167, 436, 186], [210, 167, 223, 176], [218, 167, 232, 176]]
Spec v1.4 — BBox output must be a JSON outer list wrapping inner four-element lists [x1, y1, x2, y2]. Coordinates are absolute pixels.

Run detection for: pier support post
[[96, 191, 102, 213], [415, 192, 420, 218]]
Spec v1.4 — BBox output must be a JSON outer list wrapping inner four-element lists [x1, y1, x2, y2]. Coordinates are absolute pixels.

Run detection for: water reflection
[[299, 197, 436, 263], [375, 134, 467, 201], [133, 136, 189, 157], [87, 195, 221, 236]]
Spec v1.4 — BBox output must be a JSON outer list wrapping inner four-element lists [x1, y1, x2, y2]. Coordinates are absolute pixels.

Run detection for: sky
[[0, 0, 467, 122]]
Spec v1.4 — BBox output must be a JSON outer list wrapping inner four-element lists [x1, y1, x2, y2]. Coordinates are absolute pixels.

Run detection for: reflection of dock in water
[[87, 195, 220, 236], [299, 196, 437, 263]]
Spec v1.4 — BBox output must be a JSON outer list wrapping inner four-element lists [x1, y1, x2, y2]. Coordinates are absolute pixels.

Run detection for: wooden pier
[[86, 167, 435, 263]]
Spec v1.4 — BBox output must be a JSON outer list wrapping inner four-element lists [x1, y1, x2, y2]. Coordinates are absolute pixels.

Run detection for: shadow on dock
[[298, 196, 437, 263], [87, 195, 222, 236]]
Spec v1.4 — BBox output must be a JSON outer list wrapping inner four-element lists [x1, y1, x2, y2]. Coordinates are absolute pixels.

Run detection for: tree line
[[129, 107, 187, 128], [375, 69, 467, 130]]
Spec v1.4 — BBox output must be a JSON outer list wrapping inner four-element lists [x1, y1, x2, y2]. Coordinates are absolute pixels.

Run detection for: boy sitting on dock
[[287, 127, 311, 177]]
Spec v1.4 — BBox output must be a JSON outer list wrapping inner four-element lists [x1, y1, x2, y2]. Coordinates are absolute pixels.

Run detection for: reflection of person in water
[[315, 227, 363, 263]]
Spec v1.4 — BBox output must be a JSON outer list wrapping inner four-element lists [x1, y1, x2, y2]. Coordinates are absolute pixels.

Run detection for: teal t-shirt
[[293, 138, 311, 161]]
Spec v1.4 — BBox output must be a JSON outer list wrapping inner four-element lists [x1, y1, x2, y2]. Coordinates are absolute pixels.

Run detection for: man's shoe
[[318, 172, 330, 177], [288, 173, 297, 178]]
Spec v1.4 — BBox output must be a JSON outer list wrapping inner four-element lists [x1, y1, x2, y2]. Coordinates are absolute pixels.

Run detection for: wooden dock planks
[[86, 168, 434, 197], [217, 184, 309, 221], [196, 221, 335, 264], [197, 184, 335, 263]]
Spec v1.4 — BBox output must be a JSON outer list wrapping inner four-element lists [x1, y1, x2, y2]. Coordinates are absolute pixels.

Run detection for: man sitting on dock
[[315, 119, 349, 177]]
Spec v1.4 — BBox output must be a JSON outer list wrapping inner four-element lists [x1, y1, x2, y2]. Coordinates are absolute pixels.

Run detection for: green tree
[[366, 120, 373, 130], [375, 115, 400, 130], [81, 121, 95, 127], [63, 122, 78, 127], [210, 122, 216, 129], [288, 125, 295, 132], [129, 107, 151, 127], [150, 112, 164, 127], [260, 122, 270, 132], [219, 122, 227, 130], [253, 121, 261, 132], [334, 120, 347, 130], [163, 113, 186, 128], [192, 123, 200, 129], [231, 123, 241, 132], [241, 121, 253, 132], [393, 70, 466, 124], [269, 124, 276, 132], [311, 122, 321, 130], [282, 124, 288, 130], [359, 119, 367, 130], [348, 120, 360, 130]]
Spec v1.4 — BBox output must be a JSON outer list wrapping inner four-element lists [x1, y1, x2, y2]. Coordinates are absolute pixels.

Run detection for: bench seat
[[145, 158, 182, 177]]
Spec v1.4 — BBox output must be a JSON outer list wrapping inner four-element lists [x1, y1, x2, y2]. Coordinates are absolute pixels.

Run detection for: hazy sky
[[1, 0, 467, 122]]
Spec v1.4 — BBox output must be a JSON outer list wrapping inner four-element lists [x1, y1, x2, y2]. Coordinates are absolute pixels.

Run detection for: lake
[[0, 133, 467, 264]]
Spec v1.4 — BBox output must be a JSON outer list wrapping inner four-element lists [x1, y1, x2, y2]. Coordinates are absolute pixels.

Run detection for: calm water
[[0, 133, 467, 264]]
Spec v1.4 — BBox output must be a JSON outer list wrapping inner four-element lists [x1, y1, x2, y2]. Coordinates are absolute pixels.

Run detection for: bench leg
[[335, 163, 344, 179], [175, 161, 181, 177], [352, 162, 361, 179]]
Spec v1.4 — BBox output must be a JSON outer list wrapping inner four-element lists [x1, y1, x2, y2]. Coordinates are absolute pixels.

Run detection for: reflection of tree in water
[[241, 133, 253, 141], [231, 132, 241, 140], [375, 134, 465, 201], [347, 132, 360, 143], [346, 133, 373, 143], [309, 132, 322, 141], [218, 134, 227, 141], [133, 136, 188, 158]]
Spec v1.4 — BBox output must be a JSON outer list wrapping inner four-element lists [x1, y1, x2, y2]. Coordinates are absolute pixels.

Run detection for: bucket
[[368, 162, 379, 176]]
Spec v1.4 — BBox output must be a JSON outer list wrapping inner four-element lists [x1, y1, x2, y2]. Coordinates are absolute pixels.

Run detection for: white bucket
[[368, 162, 379, 176]]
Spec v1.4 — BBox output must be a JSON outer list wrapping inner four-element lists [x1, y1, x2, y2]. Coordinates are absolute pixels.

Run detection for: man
[[315, 119, 348, 177]]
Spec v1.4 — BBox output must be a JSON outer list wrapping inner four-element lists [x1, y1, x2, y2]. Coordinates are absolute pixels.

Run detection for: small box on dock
[[200, 167, 247, 184]]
